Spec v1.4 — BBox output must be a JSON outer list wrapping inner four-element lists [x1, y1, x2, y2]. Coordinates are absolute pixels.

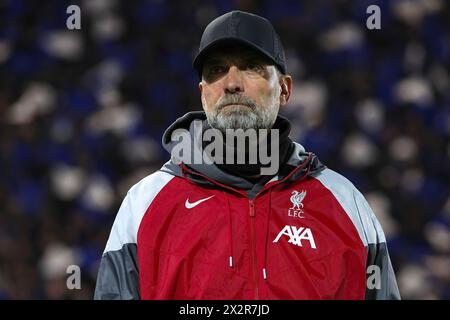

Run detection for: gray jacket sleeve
[[94, 190, 141, 300], [312, 168, 401, 300], [365, 242, 401, 300], [354, 190, 401, 300], [94, 243, 140, 300], [93, 171, 174, 299]]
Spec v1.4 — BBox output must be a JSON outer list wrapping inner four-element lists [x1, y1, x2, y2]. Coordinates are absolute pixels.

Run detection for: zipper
[[180, 161, 312, 299], [249, 199, 259, 299]]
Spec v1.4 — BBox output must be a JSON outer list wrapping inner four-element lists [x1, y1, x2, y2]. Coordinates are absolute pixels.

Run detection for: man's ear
[[199, 81, 208, 111], [279, 75, 292, 106]]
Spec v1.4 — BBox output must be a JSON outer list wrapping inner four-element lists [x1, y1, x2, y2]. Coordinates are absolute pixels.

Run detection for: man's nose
[[224, 66, 244, 94]]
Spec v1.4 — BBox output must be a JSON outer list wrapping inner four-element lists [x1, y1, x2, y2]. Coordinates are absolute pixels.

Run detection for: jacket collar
[[161, 111, 326, 194]]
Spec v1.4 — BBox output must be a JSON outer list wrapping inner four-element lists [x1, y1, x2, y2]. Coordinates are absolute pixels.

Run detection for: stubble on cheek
[[257, 87, 275, 111], [201, 90, 214, 112]]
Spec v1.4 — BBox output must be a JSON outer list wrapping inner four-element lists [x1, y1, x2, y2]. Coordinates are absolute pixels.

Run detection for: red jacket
[[94, 112, 400, 299]]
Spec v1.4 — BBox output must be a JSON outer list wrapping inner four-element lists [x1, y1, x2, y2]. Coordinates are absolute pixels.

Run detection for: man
[[94, 10, 400, 300]]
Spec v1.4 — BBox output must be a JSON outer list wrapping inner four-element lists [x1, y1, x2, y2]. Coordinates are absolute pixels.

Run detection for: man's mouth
[[221, 103, 251, 110]]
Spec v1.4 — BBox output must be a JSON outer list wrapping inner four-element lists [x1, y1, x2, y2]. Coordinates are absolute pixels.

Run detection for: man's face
[[199, 45, 291, 132]]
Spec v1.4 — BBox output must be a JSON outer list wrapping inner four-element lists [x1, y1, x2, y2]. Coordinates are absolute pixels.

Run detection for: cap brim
[[192, 37, 285, 76]]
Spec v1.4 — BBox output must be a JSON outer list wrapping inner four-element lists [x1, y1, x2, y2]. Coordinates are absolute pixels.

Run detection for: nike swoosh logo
[[185, 195, 215, 209]]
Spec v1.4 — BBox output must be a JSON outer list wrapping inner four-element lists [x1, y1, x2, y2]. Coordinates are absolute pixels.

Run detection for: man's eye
[[246, 63, 263, 72], [210, 66, 227, 74]]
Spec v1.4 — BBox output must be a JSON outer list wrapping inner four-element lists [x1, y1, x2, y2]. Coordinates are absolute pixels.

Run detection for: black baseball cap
[[193, 10, 287, 77]]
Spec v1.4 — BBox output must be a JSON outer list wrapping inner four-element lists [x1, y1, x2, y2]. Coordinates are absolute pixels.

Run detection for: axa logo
[[288, 190, 307, 219], [273, 225, 317, 249]]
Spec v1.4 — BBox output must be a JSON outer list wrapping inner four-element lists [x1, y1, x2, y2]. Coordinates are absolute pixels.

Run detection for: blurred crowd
[[0, 0, 449, 299]]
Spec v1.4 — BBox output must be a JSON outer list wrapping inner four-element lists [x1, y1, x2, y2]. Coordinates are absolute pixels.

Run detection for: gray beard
[[205, 94, 279, 132]]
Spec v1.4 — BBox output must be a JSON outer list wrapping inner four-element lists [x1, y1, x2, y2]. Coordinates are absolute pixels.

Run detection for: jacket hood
[[160, 111, 325, 196]]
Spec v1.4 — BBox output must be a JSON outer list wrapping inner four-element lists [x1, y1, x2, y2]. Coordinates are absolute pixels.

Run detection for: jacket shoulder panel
[[104, 170, 175, 253], [312, 168, 385, 246]]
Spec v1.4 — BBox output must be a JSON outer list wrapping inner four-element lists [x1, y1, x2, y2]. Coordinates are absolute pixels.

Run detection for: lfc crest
[[288, 190, 307, 218]]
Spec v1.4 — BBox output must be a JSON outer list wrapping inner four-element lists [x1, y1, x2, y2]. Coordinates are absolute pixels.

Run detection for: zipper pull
[[249, 200, 255, 217]]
